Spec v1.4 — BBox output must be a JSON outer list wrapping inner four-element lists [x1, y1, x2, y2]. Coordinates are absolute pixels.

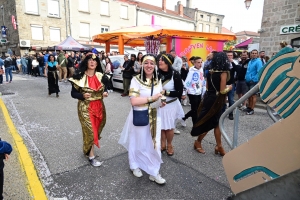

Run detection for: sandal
[[194, 140, 205, 154], [167, 145, 174, 156]]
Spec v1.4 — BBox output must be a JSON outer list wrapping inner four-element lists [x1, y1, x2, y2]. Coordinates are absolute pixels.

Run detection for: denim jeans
[[227, 84, 235, 115], [0, 75, 3, 84], [5, 66, 12, 82], [22, 65, 27, 74], [39, 65, 44, 76]]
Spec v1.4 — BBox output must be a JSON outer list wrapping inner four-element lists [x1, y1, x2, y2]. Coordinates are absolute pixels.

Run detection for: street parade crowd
[[0, 47, 266, 187]]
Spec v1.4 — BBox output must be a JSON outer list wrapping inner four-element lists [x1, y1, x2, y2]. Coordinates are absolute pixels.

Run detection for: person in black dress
[[191, 52, 232, 156], [44, 55, 60, 97]]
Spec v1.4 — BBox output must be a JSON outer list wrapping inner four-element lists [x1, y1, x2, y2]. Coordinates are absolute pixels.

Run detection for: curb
[[0, 98, 47, 200]]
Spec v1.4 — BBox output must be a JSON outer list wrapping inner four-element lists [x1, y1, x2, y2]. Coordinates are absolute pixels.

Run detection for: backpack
[[4, 59, 12, 68]]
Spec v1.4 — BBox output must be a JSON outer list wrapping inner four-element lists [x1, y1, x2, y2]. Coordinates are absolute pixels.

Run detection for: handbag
[[132, 80, 154, 126]]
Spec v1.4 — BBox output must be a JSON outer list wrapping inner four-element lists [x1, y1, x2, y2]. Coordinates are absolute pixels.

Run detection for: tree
[[224, 40, 237, 51]]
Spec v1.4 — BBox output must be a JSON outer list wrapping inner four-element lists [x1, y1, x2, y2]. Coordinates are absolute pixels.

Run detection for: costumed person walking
[[44, 55, 60, 97], [119, 54, 167, 184], [157, 54, 184, 156], [191, 52, 232, 156], [69, 53, 109, 167]]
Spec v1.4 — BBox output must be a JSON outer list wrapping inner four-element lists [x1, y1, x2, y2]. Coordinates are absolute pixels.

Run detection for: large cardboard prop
[[223, 47, 300, 194]]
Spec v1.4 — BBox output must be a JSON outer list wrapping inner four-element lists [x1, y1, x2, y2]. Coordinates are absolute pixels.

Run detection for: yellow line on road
[[0, 98, 47, 200]]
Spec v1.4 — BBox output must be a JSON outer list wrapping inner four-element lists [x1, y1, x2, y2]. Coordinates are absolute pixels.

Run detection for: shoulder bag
[[132, 80, 153, 126]]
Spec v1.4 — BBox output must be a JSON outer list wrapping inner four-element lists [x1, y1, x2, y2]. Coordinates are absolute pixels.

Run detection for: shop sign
[[280, 24, 300, 35]]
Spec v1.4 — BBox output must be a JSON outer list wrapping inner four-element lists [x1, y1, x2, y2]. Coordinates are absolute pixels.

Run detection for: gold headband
[[162, 54, 173, 65], [142, 55, 156, 65]]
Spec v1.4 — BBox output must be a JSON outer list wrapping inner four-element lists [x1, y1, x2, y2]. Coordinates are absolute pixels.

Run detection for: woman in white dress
[[119, 54, 167, 184], [157, 54, 184, 156]]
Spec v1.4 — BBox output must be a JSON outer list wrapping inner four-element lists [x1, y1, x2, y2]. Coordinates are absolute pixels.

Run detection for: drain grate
[[0, 92, 15, 96]]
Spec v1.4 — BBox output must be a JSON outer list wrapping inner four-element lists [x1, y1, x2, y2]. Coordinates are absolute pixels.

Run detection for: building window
[[78, 0, 89, 12], [200, 15, 203, 18], [47, 0, 60, 17], [207, 16, 211, 22], [101, 26, 109, 33], [25, 0, 39, 14], [80, 23, 90, 38], [31, 25, 43, 40], [49, 27, 60, 41], [120, 5, 128, 19], [100, 1, 109, 16], [206, 24, 210, 32], [217, 18, 220, 22], [198, 23, 203, 32], [215, 26, 219, 33]]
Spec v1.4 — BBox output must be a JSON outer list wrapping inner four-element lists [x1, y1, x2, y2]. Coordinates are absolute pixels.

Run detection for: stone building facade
[[259, 0, 300, 56], [175, 0, 224, 33], [0, 0, 67, 56]]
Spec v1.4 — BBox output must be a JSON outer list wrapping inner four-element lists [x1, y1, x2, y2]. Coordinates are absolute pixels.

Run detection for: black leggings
[[183, 94, 202, 124]]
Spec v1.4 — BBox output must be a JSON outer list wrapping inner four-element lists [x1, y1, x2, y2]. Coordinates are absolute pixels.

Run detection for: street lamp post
[[244, 0, 252, 10]]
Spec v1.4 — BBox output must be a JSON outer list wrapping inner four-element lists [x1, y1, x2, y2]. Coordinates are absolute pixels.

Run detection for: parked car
[[109, 55, 125, 90]]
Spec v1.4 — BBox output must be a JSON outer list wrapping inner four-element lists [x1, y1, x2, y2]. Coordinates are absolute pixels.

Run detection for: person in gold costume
[[69, 53, 109, 167]]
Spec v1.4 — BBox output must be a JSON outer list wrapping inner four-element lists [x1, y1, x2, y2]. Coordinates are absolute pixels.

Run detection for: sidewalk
[[0, 101, 32, 199]]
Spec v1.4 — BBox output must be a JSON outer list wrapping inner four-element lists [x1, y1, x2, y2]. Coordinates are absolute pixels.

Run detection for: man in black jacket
[[67, 52, 76, 80], [120, 55, 133, 96], [37, 52, 44, 76], [226, 51, 239, 120]]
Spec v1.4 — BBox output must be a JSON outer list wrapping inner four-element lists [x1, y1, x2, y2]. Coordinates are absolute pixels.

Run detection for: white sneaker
[[179, 119, 186, 127], [89, 158, 102, 167], [132, 168, 143, 178], [149, 174, 166, 184], [110, 90, 114, 93], [174, 129, 180, 134], [239, 105, 247, 111]]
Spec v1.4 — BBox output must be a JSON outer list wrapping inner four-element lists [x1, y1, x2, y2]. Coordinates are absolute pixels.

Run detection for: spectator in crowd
[[134, 52, 143, 74], [119, 54, 166, 184], [44, 55, 60, 97], [120, 55, 133, 97], [11, 55, 17, 72], [16, 55, 21, 73], [259, 51, 266, 65], [105, 57, 114, 92], [181, 57, 204, 125], [57, 50, 68, 82], [31, 56, 39, 77], [21, 54, 28, 75], [225, 51, 239, 120], [245, 49, 263, 115], [37, 52, 45, 76], [170, 49, 182, 74], [180, 56, 189, 81], [4, 54, 13, 83], [0, 139, 12, 200], [0, 59, 3, 84], [157, 53, 184, 156], [203, 53, 213, 78], [265, 56, 270, 63], [69, 53, 108, 167], [191, 52, 232, 156], [236, 51, 250, 111], [189, 56, 195, 67], [27, 55, 33, 76], [67, 52, 76, 79]]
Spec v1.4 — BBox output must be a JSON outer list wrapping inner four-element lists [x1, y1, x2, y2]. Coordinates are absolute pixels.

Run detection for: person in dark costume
[[44, 55, 60, 97], [191, 52, 232, 156]]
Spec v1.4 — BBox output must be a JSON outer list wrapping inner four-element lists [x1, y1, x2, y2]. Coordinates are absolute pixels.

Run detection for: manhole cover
[[0, 92, 15, 96]]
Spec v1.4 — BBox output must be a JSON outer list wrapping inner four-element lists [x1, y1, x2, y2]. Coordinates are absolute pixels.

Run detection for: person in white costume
[[157, 53, 184, 156], [119, 54, 167, 185]]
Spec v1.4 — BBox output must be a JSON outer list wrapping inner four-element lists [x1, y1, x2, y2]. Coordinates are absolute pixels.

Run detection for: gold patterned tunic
[[69, 72, 106, 155]]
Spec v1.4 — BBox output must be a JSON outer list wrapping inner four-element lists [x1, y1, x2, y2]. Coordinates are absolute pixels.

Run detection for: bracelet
[[220, 87, 230, 94], [147, 97, 153, 103], [166, 90, 170, 96]]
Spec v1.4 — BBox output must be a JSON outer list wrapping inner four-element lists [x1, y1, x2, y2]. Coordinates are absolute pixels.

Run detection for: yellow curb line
[[0, 98, 47, 200]]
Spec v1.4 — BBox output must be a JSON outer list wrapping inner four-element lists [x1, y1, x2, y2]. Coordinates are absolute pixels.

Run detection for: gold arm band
[[220, 87, 230, 94], [129, 88, 140, 97], [147, 97, 153, 103]]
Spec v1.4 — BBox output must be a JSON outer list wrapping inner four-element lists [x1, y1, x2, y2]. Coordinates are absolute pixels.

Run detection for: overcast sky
[[136, 0, 264, 33]]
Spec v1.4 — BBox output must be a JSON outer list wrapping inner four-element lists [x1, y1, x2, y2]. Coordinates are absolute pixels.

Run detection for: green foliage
[[224, 40, 237, 50]]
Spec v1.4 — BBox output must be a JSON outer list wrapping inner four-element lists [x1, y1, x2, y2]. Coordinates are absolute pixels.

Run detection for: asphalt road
[[0, 74, 274, 200]]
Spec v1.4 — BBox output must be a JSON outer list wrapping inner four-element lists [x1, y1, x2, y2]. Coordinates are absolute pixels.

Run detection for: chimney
[[186, 0, 193, 8], [162, 0, 166, 12], [178, 1, 183, 17]]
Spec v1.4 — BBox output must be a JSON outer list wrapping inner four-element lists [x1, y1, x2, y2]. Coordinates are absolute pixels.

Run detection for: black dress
[[191, 71, 227, 136], [47, 61, 60, 95]]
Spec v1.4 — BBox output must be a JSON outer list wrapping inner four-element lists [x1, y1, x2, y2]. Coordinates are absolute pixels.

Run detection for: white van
[[109, 55, 125, 90]]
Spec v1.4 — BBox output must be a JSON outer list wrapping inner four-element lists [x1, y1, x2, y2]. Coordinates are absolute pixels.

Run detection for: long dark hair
[[210, 52, 230, 71], [136, 52, 143, 62], [48, 54, 56, 62], [72, 53, 103, 80]]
